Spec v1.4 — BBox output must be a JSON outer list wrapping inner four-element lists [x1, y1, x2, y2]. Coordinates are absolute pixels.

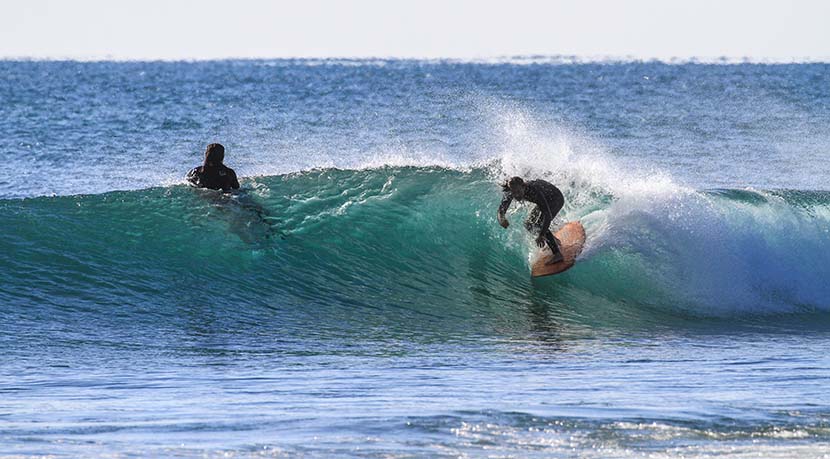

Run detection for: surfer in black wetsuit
[[186, 143, 240, 191], [497, 176, 565, 264]]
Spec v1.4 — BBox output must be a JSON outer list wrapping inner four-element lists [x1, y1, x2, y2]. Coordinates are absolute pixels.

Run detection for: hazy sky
[[2, 0, 829, 60]]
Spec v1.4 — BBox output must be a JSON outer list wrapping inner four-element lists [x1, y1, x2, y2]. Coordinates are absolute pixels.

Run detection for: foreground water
[[1, 60, 829, 457]]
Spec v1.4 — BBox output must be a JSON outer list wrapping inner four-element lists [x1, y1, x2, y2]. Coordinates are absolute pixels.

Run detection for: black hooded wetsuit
[[498, 179, 565, 256], [186, 165, 240, 191]]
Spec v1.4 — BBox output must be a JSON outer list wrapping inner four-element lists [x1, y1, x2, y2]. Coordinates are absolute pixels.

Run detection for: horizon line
[[1, 54, 829, 65]]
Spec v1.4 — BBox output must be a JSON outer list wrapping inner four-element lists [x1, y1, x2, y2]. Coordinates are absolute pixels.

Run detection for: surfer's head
[[204, 143, 225, 168], [506, 176, 526, 199]]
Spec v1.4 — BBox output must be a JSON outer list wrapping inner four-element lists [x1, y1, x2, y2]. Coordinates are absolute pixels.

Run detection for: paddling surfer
[[186, 143, 240, 191]]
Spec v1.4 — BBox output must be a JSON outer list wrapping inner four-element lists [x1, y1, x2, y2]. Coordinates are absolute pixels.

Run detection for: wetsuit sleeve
[[497, 192, 512, 220], [229, 169, 240, 190]]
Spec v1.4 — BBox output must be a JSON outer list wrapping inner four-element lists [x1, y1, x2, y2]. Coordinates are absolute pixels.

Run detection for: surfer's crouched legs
[[523, 207, 542, 232], [544, 231, 564, 264], [525, 208, 564, 264]]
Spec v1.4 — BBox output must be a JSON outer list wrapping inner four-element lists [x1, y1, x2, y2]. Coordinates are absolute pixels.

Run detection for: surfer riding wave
[[498, 176, 565, 264]]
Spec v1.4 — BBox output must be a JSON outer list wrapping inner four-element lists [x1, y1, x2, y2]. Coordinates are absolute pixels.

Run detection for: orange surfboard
[[531, 221, 586, 278]]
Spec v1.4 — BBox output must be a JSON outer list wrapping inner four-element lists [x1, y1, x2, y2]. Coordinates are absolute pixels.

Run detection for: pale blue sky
[[1, 0, 828, 60]]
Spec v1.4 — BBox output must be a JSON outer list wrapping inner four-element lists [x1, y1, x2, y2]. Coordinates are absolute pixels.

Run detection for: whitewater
[[1, 60, 830, 458]]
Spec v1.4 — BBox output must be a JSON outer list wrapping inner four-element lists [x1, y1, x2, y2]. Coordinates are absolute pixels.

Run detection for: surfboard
[[530, 221, 586, 278]]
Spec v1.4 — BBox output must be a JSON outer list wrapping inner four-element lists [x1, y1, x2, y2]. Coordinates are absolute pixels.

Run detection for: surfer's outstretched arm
[[497, 193, 513, 228]]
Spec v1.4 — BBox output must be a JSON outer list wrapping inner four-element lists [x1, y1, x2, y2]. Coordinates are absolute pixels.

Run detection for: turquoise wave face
[[2, 167, 830, 339]]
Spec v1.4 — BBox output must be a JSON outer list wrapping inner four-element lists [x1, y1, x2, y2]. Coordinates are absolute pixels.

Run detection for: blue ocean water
[[1, 59, 830, 457]]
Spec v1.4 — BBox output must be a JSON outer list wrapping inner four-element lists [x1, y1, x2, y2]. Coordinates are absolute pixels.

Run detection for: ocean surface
[[1, 59, 830, 458]]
